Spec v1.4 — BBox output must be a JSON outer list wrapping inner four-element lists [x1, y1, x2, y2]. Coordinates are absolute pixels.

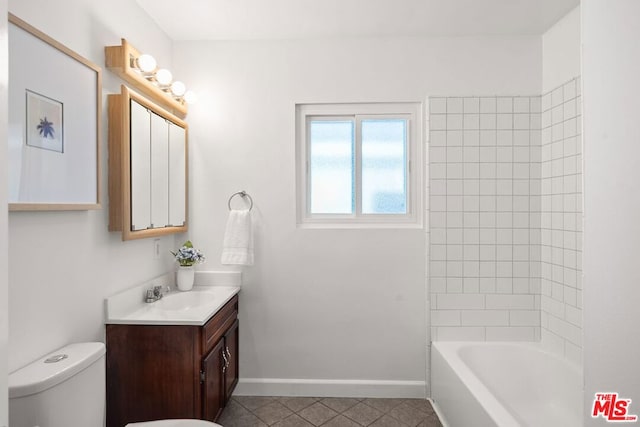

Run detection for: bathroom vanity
[[104, 285, 240, 427]]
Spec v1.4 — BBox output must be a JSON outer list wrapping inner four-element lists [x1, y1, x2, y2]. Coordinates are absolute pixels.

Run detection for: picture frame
[[7, 13, 102, 211]]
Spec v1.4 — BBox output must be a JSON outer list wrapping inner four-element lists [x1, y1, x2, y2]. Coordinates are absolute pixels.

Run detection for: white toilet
[[8, 342, 222, 427]]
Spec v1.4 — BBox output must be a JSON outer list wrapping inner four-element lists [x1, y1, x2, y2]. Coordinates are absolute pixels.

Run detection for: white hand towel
[[221, 209, 254, 265]]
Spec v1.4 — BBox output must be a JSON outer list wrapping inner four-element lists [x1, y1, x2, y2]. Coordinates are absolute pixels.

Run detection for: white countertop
[[105, 272, 241, 326]]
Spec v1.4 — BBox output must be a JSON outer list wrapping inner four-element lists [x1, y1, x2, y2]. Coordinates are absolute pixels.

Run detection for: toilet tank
[[9, 342, 106, 427]]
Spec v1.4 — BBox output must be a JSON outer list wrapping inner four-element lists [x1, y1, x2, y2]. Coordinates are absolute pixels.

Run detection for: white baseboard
[[233, 378, 427, 398]]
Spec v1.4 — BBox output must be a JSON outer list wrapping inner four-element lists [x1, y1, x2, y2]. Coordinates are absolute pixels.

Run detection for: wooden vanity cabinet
[[106, 295, 239, 427]]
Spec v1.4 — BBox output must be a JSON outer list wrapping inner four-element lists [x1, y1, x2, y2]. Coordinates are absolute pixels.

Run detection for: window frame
[[296, 102, 423, 228]]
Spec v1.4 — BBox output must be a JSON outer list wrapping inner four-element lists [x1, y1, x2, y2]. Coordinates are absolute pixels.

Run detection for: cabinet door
[[168, 122, 186, 226], [224, 319, 239, 401], [130, 100, 151, 230], [202, 339, 225, 422], [150, 112, 169, 228]]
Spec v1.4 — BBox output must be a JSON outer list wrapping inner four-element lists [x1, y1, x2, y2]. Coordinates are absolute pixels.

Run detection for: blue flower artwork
[[26, 89, 63, 153], [37, 117, 55, 139]]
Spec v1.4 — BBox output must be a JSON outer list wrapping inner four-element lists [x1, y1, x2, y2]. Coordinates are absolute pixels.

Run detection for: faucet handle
[[152, 285, 164, 299]]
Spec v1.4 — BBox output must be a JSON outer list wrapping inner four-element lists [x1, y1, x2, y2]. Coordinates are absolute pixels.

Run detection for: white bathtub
[[431, 341, 582, 427]]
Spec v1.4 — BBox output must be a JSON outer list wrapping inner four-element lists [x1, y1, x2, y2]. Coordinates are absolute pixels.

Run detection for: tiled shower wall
[[427, 78, 583, 362], [428, 96, 542, 341], [539, 78, 583, 364]]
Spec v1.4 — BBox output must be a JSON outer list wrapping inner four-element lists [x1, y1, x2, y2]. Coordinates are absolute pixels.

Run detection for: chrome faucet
[[145, 285, 167, 303]]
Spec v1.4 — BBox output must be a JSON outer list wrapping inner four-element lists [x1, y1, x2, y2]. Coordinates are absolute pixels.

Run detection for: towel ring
[[228, 191, 253, 211]]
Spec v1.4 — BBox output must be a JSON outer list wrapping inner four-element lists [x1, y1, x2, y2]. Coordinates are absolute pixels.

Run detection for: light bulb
[[136, 54, 156, 73], [171, 81, 186, 97], [184, 90, 198, 105], [155, 68, 173, 86]]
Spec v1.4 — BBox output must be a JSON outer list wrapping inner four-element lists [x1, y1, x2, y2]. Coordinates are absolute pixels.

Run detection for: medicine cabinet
[[108, 85, 188, 240]]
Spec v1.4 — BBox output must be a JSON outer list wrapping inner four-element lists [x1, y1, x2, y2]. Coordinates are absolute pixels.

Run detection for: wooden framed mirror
[[108, 85, 188, 240]]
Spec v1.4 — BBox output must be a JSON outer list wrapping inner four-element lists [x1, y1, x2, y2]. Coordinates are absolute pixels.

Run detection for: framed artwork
[[26, 90, 64, 153], [7, 13, 102, 211]]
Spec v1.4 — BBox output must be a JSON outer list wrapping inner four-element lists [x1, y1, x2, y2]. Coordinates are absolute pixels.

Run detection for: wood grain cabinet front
[[106, 295, 239, 427]]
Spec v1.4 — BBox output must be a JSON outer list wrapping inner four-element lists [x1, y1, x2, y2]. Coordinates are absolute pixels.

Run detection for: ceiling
[[136, 0, 580, 41]]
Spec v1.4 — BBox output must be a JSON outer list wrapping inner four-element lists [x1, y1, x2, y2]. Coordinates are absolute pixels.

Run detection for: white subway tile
[[497, 130, 513, 146], [447, 278, 463, 292], [430, 146, 446, 163], [463, 212, 480, 228], [514, 114, 530, 130], [447, 163, 464, 179], [563, 80, 577, 100], [510, 310, 540, 326], [541, 93, 552, 111], [430, 98, 447, 114], [431, 228, 447, 244], [480, 130, 497, 146], [513, 97, 530, 113], [464, 97, 480, 114], [479, 212, 496, 228], [430, 130, 446, 146], [530, 96, 541, 113], [551, 87, 564, 107], [437, 294, 486, 309], [480, 114, 496, 130], [464, 244, 480, 261], [464, 147, 480, 163], [564, 99, 577, 119], [430, 195, 446, 212], [486, 294, 535, 309], [541, 295, 565, 318], [430, 114, 446, 130], [448, 212, 463, 227], [446, 244, 463, 261], [462, 310, 509, 326], [447, 179, 463, 195], [431, 179, 447, 196], [447, 114, 463, 130], [447, 130, 463, 146], [480, 278, 497, 293], [480, 163, 497, 179], [464, 114, 480, 130], [447, 97, 463, 113], [548, 315, 582, 346], [447, 228, 463, 244], [496, 261, 513, 277], [480, 261, 496, 277], [497, 164, 513, 179], [497, 97, 513, 113], [497, 114, 513, 130], [496, 278, 512, 293], [463, 163, 480, 179], [432, 310, 462, 326], [486, 327, 535, 341], [480, 97, 497, 113], [430, 278, 446, 293], [430, 164, 446, 179], [464, 278, 480, 293], [463, 130, 480, 146], [436, 326, 485, 341]]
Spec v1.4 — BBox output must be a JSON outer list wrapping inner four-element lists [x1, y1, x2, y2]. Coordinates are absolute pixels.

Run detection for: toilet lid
[[125, 420, 222, 427]]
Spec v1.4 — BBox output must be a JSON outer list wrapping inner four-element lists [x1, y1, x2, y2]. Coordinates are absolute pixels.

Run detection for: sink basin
[[155, 291, 213, 311]]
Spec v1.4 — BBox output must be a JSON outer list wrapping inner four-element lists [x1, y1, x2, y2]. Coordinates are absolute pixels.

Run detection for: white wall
[[582, 0, 640, 424], [542, 6, 581, 93], [1, 0, 9, 423], [173, 36, 540, 396], [6, 0, 178, 372]]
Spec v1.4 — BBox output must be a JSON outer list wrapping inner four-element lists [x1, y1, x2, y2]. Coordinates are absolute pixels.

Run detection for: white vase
[[177, 266, 195, 291]]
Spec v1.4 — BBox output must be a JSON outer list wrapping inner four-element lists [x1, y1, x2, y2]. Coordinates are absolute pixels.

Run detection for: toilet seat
[[125, 420, 222, 427]]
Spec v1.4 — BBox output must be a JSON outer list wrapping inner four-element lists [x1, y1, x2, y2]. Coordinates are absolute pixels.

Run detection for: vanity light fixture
[[105, 39, 196, 118]]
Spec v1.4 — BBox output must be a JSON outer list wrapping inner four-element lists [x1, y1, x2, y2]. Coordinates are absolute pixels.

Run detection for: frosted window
[[309, 120, 354, 214], [362, 119, 407, 214]]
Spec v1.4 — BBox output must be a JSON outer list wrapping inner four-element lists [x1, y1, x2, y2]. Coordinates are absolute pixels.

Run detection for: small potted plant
[[171, 240, 205, 291]]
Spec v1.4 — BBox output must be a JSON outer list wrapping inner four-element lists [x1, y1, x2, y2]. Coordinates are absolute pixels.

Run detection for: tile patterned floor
[[219, 396, 443, 427]]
